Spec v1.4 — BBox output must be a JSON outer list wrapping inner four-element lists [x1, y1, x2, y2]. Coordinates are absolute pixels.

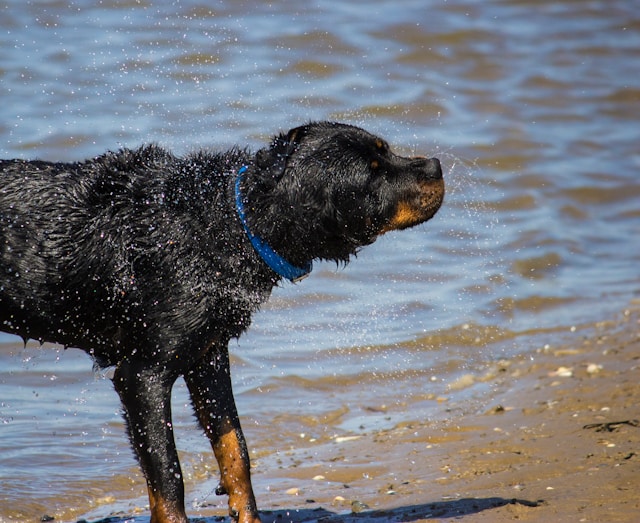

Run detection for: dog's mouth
[[378, 177, 445, 235]]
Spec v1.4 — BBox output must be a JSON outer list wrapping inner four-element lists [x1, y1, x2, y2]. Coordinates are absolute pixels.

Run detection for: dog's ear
[[256, 125, 308, 175], [277, 125, 308, 159]]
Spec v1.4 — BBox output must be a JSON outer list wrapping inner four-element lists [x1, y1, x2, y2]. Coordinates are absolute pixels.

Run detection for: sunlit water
[[1, 0, 639, 520]]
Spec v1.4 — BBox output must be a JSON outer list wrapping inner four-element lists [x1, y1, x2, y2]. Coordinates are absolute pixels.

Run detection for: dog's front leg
[[186, 346, 260, 523], [113, 362, 187, 523]]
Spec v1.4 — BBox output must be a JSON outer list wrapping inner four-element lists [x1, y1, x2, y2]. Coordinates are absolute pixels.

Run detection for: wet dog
[[0, 122, 444, 523]]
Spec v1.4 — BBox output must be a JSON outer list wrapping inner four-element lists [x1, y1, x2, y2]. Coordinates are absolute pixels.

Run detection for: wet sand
[[159, 305, 638, 523]]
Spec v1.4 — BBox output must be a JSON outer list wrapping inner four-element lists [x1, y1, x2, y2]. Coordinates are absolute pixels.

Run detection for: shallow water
[[1, 0, 639, 521]]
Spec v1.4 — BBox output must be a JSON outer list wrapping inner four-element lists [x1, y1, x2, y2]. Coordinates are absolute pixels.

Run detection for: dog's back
[[1, 157, 92, 342], [2, 150, 200, 349]]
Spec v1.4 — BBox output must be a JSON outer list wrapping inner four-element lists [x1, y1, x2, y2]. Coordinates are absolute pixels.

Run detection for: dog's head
[[249, 121, 444, 263]]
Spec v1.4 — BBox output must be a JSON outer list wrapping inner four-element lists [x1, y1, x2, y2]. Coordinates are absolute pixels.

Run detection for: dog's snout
[[412, 156, 443, 180]]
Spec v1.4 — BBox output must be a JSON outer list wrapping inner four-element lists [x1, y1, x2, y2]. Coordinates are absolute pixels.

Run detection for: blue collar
[[235, 166, 312, 282]]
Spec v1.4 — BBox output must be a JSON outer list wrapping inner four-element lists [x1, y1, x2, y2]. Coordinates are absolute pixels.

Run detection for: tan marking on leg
[[214, 429, 261, 523], [147, 488, 188, 523]]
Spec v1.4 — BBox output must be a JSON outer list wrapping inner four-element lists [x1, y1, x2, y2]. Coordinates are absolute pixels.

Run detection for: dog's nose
[[428, 158, 442, 179], [413, 156, 443, 180]]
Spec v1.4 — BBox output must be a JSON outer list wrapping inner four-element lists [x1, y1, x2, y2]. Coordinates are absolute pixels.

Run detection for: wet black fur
[[0, 121, 443, 521]]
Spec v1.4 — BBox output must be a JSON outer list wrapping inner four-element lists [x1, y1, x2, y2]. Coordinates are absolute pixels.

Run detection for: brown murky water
[[1, 0, 639, 521]]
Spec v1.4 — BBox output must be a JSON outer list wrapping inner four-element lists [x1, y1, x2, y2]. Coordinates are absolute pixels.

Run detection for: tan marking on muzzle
[[379, 178, 445, 234]]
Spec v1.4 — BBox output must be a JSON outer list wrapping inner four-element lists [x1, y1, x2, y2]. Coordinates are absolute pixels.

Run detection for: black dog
[[0, 122, 444, 523]]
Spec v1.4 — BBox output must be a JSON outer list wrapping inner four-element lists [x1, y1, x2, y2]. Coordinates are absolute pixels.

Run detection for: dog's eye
[[374, 139, 389, 154], [371, 160, 379, 170]]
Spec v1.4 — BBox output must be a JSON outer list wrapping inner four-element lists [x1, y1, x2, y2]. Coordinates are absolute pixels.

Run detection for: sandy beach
[[217, 305, 639, 523]]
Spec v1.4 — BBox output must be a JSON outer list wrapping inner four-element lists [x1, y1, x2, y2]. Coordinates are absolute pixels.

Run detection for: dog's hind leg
[[113, 362, 187, 523], [186, 346, 260, 523]]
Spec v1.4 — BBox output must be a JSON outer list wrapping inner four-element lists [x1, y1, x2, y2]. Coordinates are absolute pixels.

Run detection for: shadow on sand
[[259, 497, 542, 522], [89, 497, 542, 522]]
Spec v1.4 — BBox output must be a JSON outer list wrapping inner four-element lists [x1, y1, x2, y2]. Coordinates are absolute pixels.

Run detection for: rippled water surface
[[1, 0, 639, 520]]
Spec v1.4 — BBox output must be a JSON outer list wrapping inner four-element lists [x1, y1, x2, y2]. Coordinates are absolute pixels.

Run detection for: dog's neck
[[235, 166, 312, 282]]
